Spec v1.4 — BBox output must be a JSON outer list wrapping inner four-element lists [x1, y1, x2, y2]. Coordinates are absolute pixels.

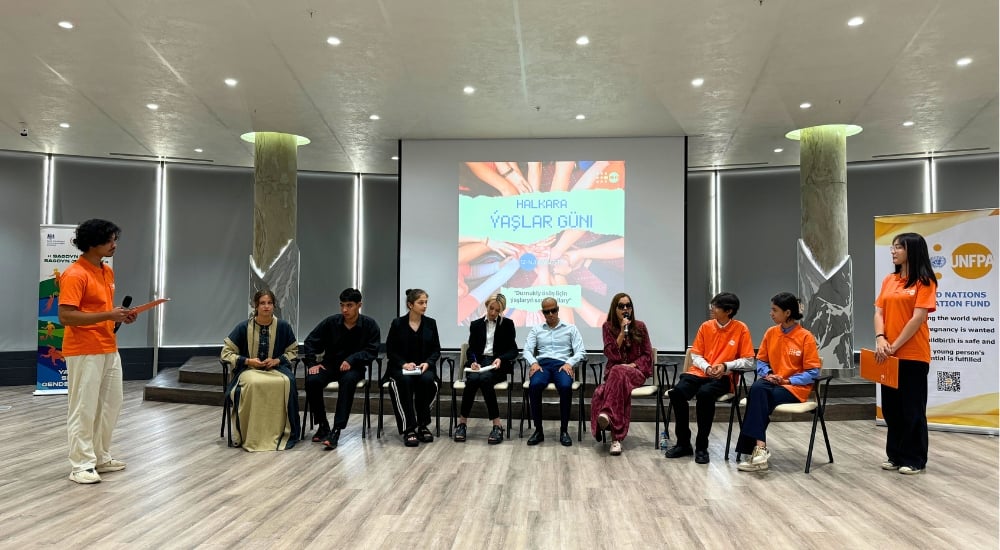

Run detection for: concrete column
[[249, 132, 301, 333], [253, 132, 297, 268], [800, 125, 848, 272], [796, 124, 854, 372]]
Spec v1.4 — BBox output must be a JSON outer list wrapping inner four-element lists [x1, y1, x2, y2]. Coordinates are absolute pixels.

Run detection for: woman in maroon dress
[[590, 292, 653, 455]]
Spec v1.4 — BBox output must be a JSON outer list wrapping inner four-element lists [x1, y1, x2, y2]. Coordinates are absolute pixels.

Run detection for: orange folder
[[130, 298, 170, 315], [860, 348, 899, 389]]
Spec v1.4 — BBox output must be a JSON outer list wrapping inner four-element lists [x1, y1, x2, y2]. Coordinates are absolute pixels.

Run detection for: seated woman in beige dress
[[221, 290, 300, 451]]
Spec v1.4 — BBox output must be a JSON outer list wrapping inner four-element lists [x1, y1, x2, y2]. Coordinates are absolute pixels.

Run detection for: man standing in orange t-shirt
[[58, 219, 136, 484]]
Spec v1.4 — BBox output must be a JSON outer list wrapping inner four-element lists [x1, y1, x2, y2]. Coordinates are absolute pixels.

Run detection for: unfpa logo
[[950, 242, 993, 280]]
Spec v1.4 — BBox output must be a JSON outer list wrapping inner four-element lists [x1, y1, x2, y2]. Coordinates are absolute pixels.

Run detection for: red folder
[[860, 348, 899, 389]]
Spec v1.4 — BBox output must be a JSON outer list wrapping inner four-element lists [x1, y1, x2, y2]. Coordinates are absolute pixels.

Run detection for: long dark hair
[[606, 292, 643, 344], [892, 232, 937, 289]]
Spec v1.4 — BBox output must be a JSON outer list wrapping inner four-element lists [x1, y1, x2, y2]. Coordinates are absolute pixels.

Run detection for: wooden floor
[[0, 382, 996, 550]]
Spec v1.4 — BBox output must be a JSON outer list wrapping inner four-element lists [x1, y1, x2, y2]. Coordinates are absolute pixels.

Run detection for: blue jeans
[[528, 358, 574, 432], [734, 378, 798, 454]]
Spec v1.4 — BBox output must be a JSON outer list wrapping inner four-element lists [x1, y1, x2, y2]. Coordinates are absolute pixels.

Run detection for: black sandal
[[404, 430, 420, 447], [454, 423, 467, 442], [488, 425, 504, 445], [416, 425, 434, 443]]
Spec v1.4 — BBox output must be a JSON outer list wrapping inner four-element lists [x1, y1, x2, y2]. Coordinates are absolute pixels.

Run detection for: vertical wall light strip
[[709, 170, 721, 298], [42, 155, 53, 224], [152, 161, 167, 375], [354, 174, 362, 290], [929, 157, 938, 213], [922, 158, 932, 213]]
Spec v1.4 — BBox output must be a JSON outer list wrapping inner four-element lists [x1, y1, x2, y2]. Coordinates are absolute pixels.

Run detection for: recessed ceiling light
[[194, 148, 203, 153], [58, 21, 74, 29], [691, 78, 704, 87], [146, 103, 159, 111], [463, 86, 475, 94], [224, 78, 238, 87], [576, 36, 589, 46], [391, 156, 399, 160], [575, 114, 586, 120], [773, 148, 783, 153], [956, 57, 972, 66], [326, 36, 341, 46], [847, 16, 864, 27], [59, 122, 70, 128], [902, 121, 915, 127], [799, 102, 812, 109], [369, 114, 380, 121]]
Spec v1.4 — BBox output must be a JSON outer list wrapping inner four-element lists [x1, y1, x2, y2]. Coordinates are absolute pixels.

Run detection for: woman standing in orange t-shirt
[[874, 232, 937, 475]]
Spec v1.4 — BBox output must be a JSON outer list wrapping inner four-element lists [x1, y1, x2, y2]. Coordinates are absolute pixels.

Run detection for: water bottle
[[659, 431, 669, 450]]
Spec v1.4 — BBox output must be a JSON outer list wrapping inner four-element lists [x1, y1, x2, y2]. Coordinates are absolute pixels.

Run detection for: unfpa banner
[[874, 209, 998, 434], [35, 225, 108, 395]]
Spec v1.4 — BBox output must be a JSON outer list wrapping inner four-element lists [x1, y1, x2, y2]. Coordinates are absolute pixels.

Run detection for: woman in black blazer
[[385, 288, 441, 447], [455, 293, 518, 444]]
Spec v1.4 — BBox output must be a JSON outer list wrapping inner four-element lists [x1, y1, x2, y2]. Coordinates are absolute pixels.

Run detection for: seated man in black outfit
[[302, 288, 380, 450]]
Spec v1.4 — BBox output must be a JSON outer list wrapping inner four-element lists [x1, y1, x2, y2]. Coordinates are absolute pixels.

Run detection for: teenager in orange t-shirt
[[58, 219, 136, 484], [664, 292, 754, 464], [735, 292, 821, 472], [874, 232, 937, 475]]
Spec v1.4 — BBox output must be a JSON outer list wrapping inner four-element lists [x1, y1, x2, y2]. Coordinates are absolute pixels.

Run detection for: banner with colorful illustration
[[874, 209, 998, 434], [35, 225, 92, 395]]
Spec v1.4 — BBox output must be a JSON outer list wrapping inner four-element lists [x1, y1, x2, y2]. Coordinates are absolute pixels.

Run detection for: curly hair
[[72, 219, 121, 252]]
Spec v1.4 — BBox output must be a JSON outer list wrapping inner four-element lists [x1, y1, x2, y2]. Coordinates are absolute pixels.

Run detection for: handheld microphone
[[623, 312, 630, 336], [114, 295, 133, 333]]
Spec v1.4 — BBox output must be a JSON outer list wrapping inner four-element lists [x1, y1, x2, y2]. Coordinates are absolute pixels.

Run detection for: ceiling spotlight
[[224, 78, 238, 87], [575, 114, 586, 120], [902, 121, 915, 127], [463, 86, 475, 94], [59, 122, 71, 128], [691, 78, 704, 87], [956, 57, 972, 66], [847, 16, 864, 27], [391, 156, 399, 161], [58, 21, 74, 29], [799, 102, 812, 109], [576, 36, 589, 46], [773, 148, 783, 153], [326, 36, 341, 46], [369, 114, 380, 121], [194, 148, 204, 153], [146, 103, 159, 110]]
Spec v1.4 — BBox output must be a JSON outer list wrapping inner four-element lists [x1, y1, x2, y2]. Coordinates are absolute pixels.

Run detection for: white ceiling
[[0, 0, 996, 174]]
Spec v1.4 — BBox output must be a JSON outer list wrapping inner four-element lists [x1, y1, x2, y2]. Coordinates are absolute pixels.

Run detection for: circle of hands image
[[458, 160, 625, 328]]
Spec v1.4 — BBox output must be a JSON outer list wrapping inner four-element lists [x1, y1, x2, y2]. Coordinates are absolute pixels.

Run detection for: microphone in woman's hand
[[623, 312, 630, 335]]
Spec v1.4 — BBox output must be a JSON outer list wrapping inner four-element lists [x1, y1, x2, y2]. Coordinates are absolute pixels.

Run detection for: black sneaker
[[322, 428, 341, 451], [311, 425, 330, 443], [694, 449, 710, 464], [664, 444, 694, 458], [454, 423, 467, 442]]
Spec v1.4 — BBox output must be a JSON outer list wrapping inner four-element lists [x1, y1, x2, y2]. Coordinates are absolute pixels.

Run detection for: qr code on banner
[[937, 371, 961, 392]]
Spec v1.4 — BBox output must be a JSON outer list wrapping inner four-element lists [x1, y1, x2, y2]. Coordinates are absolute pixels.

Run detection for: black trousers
[[460, 363, 505, 420], [305, 367, 365, 430], [881, 359, 929, 469], [669, 373, 732, 451], [387, 369, 438, 434]]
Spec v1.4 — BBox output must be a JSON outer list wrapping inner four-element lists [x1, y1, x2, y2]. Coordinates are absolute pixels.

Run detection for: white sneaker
[[69, 468, 102, 484], [609, 440, 622, 456], [898, 466, 924, 475], [96, 459, 127, 473], [880, 460, 899, 471], [737, 446, 770, 472]]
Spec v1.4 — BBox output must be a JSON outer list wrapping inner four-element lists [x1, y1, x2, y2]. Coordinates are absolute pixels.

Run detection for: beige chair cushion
[[631, 385, 658, 397], [522, 380, 583, 391], [325, 380, 366, 390], [716, 392, 735, 402], [737, 397, 817, 414]]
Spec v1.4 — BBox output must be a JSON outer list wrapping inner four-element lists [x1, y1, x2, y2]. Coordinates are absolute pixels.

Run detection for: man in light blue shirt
[[523, 297, 586, 447]]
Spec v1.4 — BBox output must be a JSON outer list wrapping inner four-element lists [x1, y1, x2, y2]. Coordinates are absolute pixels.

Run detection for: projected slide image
[[458, 160, 625, 328]]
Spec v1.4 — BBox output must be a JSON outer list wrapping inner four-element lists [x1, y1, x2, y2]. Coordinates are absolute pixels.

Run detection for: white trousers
[[66, 352, 123, 472]]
